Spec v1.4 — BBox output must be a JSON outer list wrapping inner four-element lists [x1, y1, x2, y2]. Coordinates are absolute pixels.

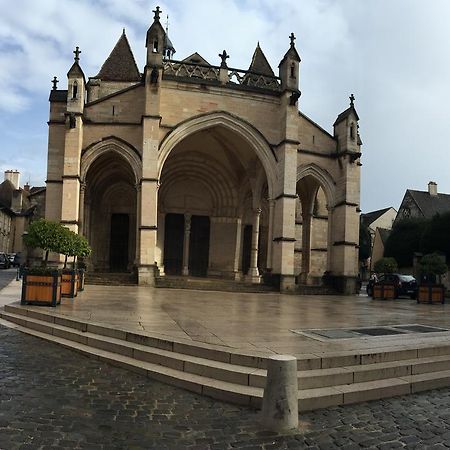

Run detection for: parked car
[[0, 253, 11, 269], [6, 253, 15, 264], [367, 273, 418, 299], [12, 252, 22, 268]]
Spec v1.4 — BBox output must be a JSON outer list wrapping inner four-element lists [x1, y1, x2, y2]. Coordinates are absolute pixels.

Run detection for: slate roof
[[248, 43, 274, 76], [378, 228, 391, 245], [95, 32, 141, 82], [182, 52, 210, 66], [29, 187, 46, 196], [361, 207, 392, 227], [49, 90, 67, 102], [407, 189, 450, 218]]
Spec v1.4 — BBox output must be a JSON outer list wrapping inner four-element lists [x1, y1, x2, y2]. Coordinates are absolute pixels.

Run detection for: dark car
[[367, 274, 418, 299], [0, 253, 11, 269], [12, 252, 22, 268]]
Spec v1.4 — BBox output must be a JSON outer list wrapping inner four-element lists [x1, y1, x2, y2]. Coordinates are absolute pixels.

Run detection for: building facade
[[45, 7, 362, 293]]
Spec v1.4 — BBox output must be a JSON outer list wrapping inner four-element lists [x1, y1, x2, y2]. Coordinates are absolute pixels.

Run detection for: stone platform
[[2, 279, 450, 411]]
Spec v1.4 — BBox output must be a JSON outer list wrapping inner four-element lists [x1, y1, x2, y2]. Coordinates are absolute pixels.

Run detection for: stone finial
[[350, 93, 355, 107], [73, 46, 81, 62], [153, 6, 161, 21], [289, 32, 296, 47], [219, 50, 229, 68], [52, 76, 59, 90]]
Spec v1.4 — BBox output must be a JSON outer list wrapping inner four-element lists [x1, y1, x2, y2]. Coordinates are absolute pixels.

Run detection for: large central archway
[[157, 115, 276, 281], [81, 141, 139, 273]]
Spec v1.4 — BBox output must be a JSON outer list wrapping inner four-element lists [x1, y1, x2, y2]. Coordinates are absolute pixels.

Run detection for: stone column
[[246, 208, 261, 284], [78, 182, 86, 234], [156, 211, 165, 276], [232, 217, 243, 280], [182, 213, 191, 276], [266, 199, 275, 270]]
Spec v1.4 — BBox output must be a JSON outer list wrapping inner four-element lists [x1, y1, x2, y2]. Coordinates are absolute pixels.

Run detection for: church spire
[[146, 5, 167, 67]]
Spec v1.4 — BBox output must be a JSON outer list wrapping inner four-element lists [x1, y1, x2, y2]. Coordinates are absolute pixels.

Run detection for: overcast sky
[[1, 0, 449, 213]]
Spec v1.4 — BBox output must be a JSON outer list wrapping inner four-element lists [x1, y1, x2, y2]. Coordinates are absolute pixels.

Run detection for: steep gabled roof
[[361, 207, 393, 227], [182, 52, 210, 66], [378, 228, 391, 245], [248, 43, 274, 76], [334, 105, 359, 126], [67, 62, 85, 79], [95, 32, 141, 82], [407, 189, 450, 218]]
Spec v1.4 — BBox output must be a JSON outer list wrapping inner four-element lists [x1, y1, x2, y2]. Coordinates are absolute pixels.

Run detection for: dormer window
[[72, 81, 78, 99]]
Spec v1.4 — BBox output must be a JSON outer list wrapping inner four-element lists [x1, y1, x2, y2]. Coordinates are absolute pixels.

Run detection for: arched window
[[72, 80, 78, 99], [350, 122, 355, 139], [290, 63, 296, 78]]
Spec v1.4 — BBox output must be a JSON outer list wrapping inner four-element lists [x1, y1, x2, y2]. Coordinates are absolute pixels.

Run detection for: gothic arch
[[158, 111, 277, 198], [80, 137, 142, 184], [296, 163, 336, 208]]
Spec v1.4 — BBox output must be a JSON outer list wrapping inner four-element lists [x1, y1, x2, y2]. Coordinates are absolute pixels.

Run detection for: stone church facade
[[45, 7, 362, 293]]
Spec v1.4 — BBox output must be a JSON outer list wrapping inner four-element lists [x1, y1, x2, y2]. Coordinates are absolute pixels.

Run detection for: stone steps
[[155, 276, 278, 293], [3, 304, 450, 411], [85, 272, 137, 286]]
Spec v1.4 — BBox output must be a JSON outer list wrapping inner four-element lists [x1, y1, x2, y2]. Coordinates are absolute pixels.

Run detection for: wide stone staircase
[[3, 303, 450, 411], [155, 276, 278, 293], [85, 272, 137, 286]]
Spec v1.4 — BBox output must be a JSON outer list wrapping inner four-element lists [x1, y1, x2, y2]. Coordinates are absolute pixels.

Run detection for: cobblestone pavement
[[2, 325, 450, 449]]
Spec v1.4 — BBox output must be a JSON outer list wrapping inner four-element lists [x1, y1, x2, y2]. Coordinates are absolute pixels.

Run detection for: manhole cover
[[307, 329, 361, 339], [393, 325, 448, 333], [351, 327, 404, 336]]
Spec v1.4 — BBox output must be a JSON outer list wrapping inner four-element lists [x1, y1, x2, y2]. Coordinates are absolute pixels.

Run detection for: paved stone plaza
[[3, 280, 450, 358], [2, 322, 450, 449]]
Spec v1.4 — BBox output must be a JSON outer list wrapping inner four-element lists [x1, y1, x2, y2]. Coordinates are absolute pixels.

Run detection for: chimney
[[4, 170, 20, 190], [428, 181, 438, 196]]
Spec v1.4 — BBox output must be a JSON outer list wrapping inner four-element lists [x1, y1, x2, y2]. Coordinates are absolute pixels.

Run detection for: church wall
[[298, 115, 336, 153], [88, 81, 141, 103], [85, 86, 145, 124], [159, 82, 282, 144], [82, 125, 143, 155]]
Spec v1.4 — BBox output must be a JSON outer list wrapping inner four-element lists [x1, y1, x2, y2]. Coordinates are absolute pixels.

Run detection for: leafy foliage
[[384, 218, 428, 267], [23, 219, 67, 266], [420, 253, 447, 277], [420, 212, 450, 260], [373, 257, 398, 274], [23, 219, 92, 268]]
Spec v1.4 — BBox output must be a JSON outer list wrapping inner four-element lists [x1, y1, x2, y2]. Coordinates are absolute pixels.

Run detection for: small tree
[[59, 227, 92, 269], [23, 219, 66, 267], [373, 257, 398, 274], [420, 253, 447, 284]]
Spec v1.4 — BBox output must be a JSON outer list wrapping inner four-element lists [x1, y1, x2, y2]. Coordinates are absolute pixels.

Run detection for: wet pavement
[[2, 324, 450, 449]]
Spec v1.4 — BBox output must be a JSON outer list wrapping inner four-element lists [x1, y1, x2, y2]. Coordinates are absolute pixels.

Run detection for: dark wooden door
[[164, 213, 184, 275], [188, 215, 210, 277], [110, 214, 129, 272]]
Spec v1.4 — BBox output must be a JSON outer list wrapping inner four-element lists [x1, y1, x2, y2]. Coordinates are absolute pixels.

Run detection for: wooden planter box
[[417, 285, 445, 304], [61, 271, 79, 298], [372, 283, 396, 300], [21, 272, 61, 307], [77, 269, 85, 292]]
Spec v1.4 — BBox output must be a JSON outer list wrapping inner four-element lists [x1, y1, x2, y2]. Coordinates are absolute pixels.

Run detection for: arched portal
[[82, 150, 138, 272], [296, 165, 335, 284], [157, 122, 273, 281]]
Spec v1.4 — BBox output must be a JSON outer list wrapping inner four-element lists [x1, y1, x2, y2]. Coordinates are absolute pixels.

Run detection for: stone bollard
[[261, 355, 298, 431]]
